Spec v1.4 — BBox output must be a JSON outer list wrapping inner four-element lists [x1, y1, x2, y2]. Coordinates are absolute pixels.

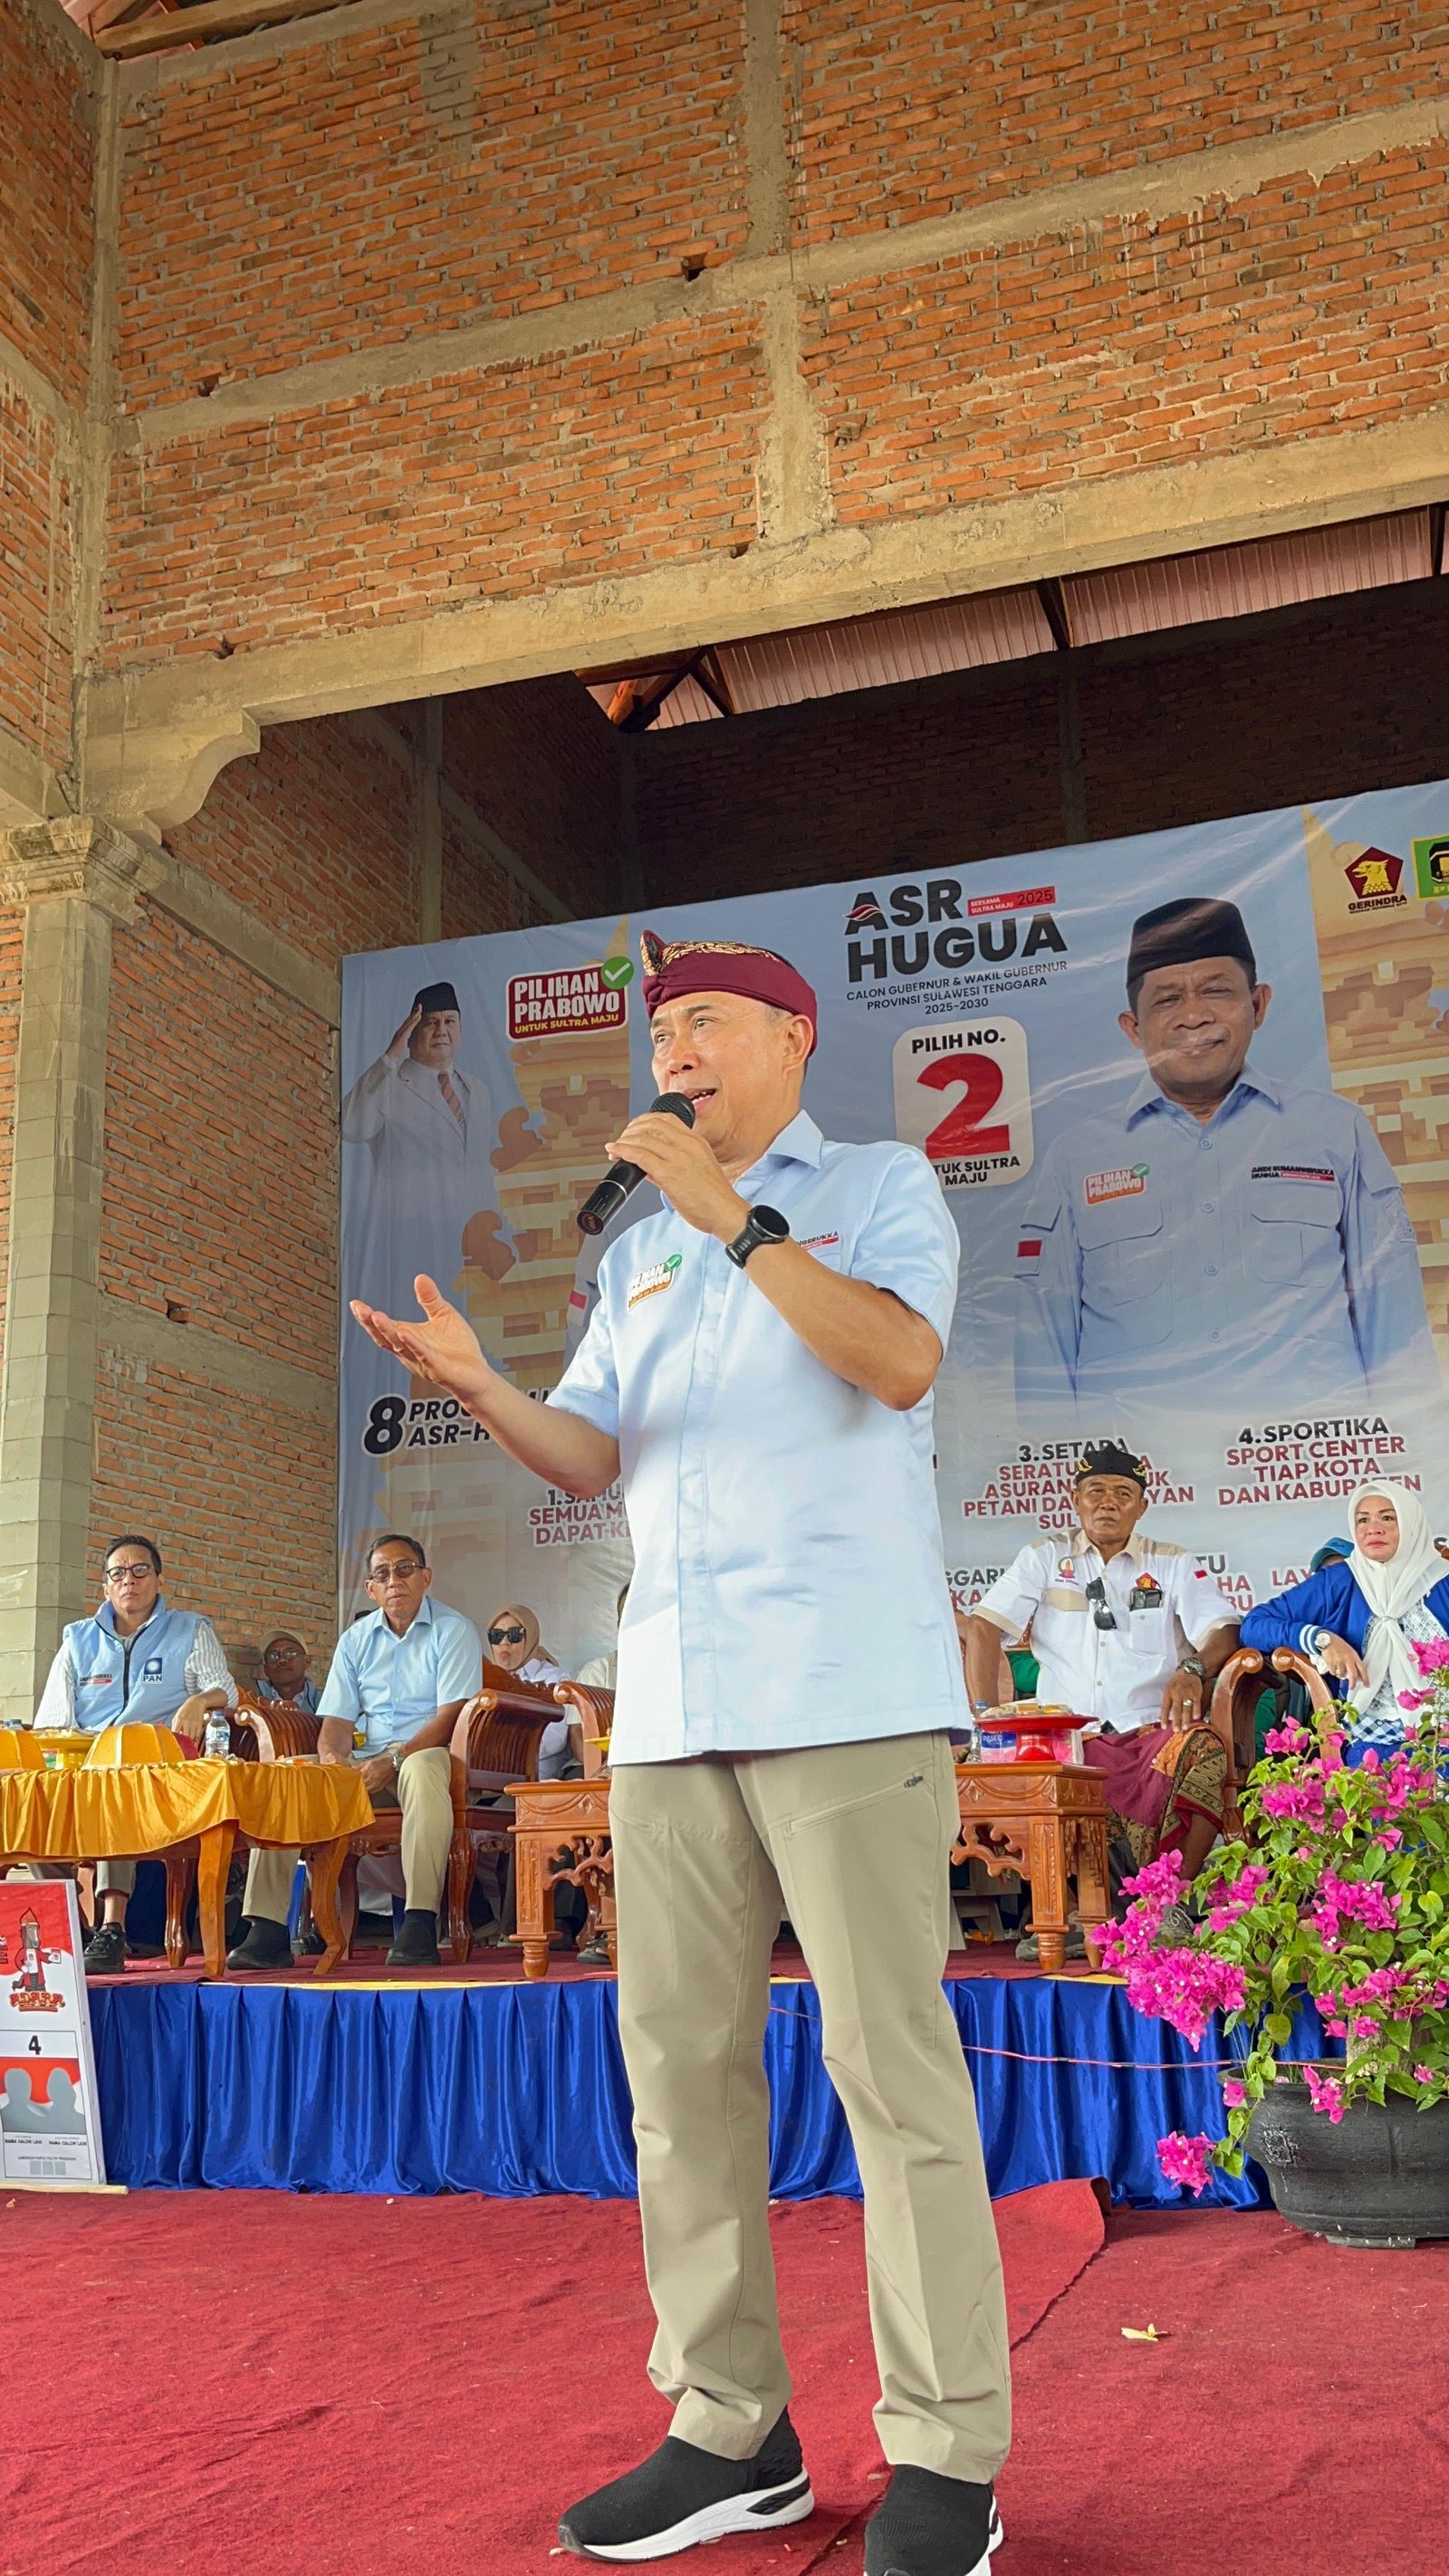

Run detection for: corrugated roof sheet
[[583, 509, 1435, 726]]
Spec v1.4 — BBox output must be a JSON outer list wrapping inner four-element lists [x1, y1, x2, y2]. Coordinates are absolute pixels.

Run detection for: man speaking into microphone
[[351, 930, 1010, 2576]]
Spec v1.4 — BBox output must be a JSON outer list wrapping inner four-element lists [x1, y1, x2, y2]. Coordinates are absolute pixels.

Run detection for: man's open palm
[[350, 1275, 490, 1401]]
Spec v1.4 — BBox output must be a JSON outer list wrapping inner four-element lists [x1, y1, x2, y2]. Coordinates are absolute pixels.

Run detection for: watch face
[[752, 1205, 790, 1242]]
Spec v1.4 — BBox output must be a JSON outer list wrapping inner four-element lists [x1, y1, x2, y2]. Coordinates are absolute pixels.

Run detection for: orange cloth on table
[[0, 1759, 374, 1859]]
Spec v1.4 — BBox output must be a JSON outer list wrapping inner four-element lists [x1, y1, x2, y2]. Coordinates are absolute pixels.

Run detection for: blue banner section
[[90, 1975, 1284, 2208], [339, 783, 1449, 1668]]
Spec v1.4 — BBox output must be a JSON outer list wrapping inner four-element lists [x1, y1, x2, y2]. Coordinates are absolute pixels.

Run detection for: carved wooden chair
[[551, 1679, 615, 1776], [1207, 1644, 1333, 1835], [443, 1674, 560, 1962]]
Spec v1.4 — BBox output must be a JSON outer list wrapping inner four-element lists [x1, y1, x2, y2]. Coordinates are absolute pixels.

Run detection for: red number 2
[[919, 1053, 1011, 1159]]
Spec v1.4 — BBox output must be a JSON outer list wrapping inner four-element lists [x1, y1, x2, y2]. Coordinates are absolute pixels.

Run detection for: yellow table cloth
[[0, 1758, 373, 1859]]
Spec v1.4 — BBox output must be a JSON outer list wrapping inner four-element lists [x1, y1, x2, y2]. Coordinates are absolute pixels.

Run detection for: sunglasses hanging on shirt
[[1083, 1577, 1118, 1632]]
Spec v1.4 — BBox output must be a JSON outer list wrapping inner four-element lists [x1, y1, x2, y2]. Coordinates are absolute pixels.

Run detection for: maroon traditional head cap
[[640, 930, 818, 1053]]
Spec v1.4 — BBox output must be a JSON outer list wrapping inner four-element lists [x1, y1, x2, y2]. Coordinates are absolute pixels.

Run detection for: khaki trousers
[[243, 1747, 452, 1924], [609, 1731, 1011, 2483]]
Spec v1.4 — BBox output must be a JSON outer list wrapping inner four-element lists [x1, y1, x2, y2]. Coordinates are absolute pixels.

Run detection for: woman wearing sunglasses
[[485, 1604, 564, 1691]]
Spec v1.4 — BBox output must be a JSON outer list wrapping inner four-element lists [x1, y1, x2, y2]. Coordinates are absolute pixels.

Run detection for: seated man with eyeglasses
[[963, 1442, 1239, 1945], [226, 1533, 483, 1970], [255, 1631, 321, 1715], [32, 1533, 237, 1975]]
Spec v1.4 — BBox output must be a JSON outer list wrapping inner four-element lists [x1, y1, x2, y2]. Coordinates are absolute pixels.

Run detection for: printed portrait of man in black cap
[[1012, 891, 1436, 1431], [341, 975, 510, 1315]]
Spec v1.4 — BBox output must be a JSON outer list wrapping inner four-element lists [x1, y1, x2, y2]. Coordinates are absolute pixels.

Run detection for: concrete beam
[[80, 409, 1449, 833]]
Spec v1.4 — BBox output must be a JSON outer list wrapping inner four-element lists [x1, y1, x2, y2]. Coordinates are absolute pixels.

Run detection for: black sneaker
[[82, 1922, 127, 1976], [386, 1908, 441, 1967], [558, 2410, 813, 2561], [226, 1917, 294, 1972], [864, 2465, 1002, 2576]]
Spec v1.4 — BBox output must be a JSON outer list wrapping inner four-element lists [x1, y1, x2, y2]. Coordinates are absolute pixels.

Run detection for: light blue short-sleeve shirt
[[317, 1594, 483, 1754], [550, 1110, 967, 1764]]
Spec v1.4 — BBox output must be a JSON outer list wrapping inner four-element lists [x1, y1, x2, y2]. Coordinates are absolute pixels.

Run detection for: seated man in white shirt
[[33, 1533, 236, 1975], [226, 1533, 483, 1972], [963, 1442, 1239, 1945]]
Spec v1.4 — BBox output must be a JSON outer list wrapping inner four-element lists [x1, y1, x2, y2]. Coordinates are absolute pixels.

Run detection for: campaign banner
[[0, 1880, 109, 2188], [340, 783, 1449, 1666]]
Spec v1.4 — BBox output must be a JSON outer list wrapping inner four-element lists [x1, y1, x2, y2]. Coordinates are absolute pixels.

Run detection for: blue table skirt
[[88, 1973, 1291, 2205]]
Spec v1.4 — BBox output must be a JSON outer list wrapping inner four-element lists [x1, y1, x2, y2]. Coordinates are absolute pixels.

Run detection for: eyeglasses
[[369, 1562, 423, 1583], [487, 1626, 527, 1647], [104, 1564, 155, 1585], [1083, 1577, 1118, 1632]]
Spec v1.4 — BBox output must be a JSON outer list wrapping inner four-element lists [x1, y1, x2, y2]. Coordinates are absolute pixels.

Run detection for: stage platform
[[86, 1942, 1286, 2206]]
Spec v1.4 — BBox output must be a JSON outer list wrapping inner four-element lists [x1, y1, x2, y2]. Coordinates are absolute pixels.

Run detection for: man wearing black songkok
[[1012, 892, 1434, 1426], [342, 976, 510, 1317]]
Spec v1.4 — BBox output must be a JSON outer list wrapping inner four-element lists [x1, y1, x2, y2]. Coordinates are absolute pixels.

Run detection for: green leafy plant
[[1099, 1638, 1449, 2193]]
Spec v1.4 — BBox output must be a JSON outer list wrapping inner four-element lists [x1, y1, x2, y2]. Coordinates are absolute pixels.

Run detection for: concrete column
[[0, 816, 147, 1719]]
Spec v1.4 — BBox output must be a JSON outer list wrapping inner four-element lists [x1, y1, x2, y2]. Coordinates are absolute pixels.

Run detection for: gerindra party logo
[[1343, 848, 1406, 913], [844, 879, 1066, 982], [507, 957, 630, 1038]]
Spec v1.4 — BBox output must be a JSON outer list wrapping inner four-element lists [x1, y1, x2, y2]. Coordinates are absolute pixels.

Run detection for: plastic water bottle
[[203, 1712, 231, 1761]]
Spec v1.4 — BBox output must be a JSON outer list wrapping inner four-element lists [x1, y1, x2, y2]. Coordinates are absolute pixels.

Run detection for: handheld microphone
[[577, 1091, 695, 1237]]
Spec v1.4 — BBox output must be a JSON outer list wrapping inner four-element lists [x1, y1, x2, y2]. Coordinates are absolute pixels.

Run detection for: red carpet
[[5, 2185, 1440, 2573], [0, 2182, 1098, 2573]]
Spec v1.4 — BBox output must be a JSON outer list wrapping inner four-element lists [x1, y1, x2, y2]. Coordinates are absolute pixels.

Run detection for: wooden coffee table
[[508, 1778, 616, 1980], [955, 1759, 1111, 1971]]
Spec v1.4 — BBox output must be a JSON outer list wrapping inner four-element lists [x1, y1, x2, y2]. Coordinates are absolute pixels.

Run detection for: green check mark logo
[[600, 956, 633, 989]]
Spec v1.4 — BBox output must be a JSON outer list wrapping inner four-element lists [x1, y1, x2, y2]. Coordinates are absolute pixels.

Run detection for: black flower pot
[[1246, 2082, 1449, 2248]]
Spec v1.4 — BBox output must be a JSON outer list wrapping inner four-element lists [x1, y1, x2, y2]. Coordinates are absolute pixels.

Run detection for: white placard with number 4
[[891, 1018, 1033, 1190]]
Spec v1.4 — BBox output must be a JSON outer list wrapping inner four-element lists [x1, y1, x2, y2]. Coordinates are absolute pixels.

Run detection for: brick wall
[[79, 678, 609, 1654], [636, 580, 1449, 902], [1, 0, 95, 407], [166, 712, 419, 964], [88, 1348, 336, 1674], [102, 315, 770, 668], [784, 0, 1449, 240], [93, 0, 1449, 678], [114, 2, 749, 408], [443, 678, 622, 924], [0, 1, 94, 779], [0, 389, 72, 774], [801, 144, 1449, 524]]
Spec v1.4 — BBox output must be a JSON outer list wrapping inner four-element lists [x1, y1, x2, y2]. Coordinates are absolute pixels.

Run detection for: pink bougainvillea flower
[[1358, 1749, 1382, 1773], [1263, 1722, 1311, 1756], [1222, 2078, 1247, 2110], [1412, 1637, 1449, 1674], [1398, 1689, 1428, 1713], [1156, 2130, 1216, 2194], [1261, 1782, 1327, 1824], [1303, 2068, 1346, 2123]]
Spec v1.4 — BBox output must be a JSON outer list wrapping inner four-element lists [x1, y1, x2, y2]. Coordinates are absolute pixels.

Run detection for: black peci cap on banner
[[1125, 899, 1257, 1004]]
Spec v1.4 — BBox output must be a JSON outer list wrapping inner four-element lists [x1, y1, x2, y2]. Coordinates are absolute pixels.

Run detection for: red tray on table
[[971, 1705, 1090, 1764]]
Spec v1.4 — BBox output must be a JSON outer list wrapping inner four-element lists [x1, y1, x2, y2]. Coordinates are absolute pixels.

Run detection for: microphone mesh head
[[651, 1091, 696, 1129]]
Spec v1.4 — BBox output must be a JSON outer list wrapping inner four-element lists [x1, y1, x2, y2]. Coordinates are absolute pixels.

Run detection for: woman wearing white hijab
[[1242, 1481, 1449, 1759]]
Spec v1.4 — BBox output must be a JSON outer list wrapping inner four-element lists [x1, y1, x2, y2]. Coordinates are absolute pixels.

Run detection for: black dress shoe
[[82, 1922, 127, 1976], [225, 1917, 294, 1971], [558, 2409, 812, 2560], [386, 1908, 441, 1967], [864, 2465, 1002, 2576]]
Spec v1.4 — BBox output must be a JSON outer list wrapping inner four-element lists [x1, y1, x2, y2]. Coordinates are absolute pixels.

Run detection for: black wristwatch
[[726, 1204, 791, 1269]]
